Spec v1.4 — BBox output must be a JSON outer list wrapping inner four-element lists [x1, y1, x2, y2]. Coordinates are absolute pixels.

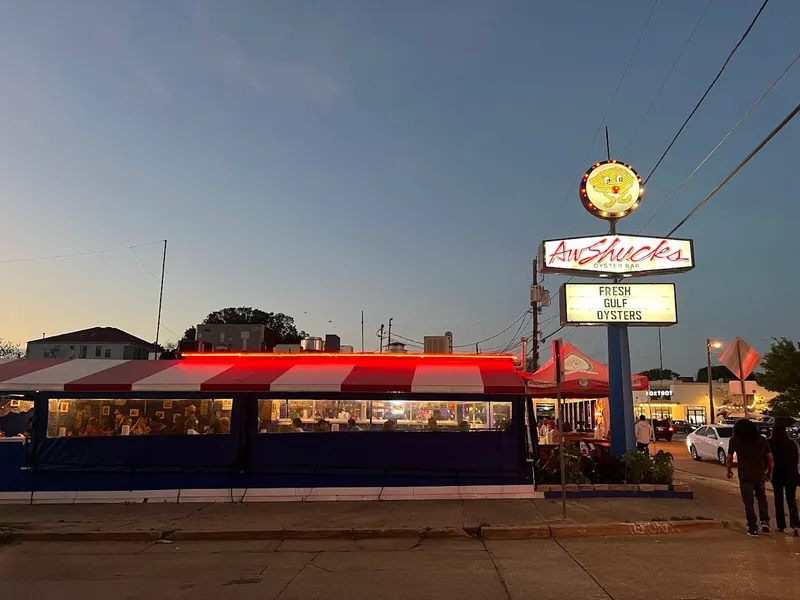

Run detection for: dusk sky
[[1, 0, 798, 378]]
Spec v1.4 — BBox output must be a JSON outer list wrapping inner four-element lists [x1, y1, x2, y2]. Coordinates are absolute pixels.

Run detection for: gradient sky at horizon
[[1, 0, 799, 377]]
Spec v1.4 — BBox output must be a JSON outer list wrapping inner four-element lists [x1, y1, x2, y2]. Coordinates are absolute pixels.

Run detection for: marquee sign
[[539, 234, 694, 278], [580, 160, 643, 220], [560, 283, 677, 327]]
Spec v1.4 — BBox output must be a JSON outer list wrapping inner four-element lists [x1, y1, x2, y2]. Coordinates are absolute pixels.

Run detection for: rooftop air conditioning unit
[[424, 336, 452, 354]]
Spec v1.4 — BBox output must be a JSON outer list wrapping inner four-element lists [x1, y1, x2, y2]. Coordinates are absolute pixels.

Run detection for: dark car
[[671, 420, 694, 434], [652, 419, 674, 442]]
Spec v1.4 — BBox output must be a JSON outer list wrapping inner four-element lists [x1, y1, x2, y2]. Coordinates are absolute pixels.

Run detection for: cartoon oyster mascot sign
[[580, 160, 643, 219]]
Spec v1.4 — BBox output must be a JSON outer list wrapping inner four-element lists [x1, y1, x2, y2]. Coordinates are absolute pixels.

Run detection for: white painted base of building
[[0, 485, 542, 505]]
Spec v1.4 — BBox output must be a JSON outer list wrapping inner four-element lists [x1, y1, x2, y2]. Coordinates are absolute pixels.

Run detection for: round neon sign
[[580, 160, 643, 220]]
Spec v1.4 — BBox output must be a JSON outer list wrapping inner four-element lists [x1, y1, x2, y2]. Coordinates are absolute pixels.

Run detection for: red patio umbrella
[[520, 342, 648, 398]]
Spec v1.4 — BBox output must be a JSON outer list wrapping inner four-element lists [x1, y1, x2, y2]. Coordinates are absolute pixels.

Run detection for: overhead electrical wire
[[0, 241, 163, 265], [620, 0, 714, 158], [637, 51, 800, 233], [392, 310, 531, 352], [666, 101, 800, 236], [643, 0, 771, 185], [551, 0, 660, 228]]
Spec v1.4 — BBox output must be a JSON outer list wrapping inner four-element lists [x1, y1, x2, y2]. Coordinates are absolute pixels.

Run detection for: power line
[[131, 247, 160, 280], [0, 241, 163, 265], [620, 0, 714, 158], [666, 101, 800, 236], [391, 310, 532, 352], [637, 51, 800, 233], [498, 312, 532, 354], [551, 0, 660, 228], [643, 0, 771, 186]]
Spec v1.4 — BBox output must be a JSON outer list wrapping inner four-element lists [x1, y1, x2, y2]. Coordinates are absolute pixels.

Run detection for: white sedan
[[686, 424, 734, 465]]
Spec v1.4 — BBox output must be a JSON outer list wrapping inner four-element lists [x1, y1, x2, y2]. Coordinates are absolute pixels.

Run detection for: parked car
[[686, 425, 734, 465], [652, 419, 674, 442], [671, 420, 695, 434]]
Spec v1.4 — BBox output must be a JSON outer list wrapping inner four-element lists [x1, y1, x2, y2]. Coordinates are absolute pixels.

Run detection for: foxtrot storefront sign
[[539, 235, 694, 278], [560, 283, 677, 327]]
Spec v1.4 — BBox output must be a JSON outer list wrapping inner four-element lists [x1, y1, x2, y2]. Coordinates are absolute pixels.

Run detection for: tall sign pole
[[737, 341, 749, 420], [553, 338, 567, 519], [581, 159, 643, 455]]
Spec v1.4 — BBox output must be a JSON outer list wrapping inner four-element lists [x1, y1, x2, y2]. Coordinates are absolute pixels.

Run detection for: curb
[[1, 520, 723, 543], [477, 519, 723, 540]]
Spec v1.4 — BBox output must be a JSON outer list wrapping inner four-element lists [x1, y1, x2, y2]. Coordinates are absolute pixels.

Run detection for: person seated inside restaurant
[[219, 416, 231, 434], [149, 415, 167, 435], [185, 405, 199, 433], [347, 418, 362, 432], [427, 417, 439, 431], [382, 418, 397, 432], [313, 419, 331, 432], [291, 417, 305, 432], [459, 421, 470, 432], [131, 416, 150, 436], [83, 417, 103, 437]]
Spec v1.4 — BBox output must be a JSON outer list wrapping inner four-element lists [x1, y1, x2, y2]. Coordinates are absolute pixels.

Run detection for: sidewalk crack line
[[553, 538, 614, 599]]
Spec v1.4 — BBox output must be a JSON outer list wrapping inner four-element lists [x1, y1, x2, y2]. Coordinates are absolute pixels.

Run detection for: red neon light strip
[[181, 352, 517, 361]]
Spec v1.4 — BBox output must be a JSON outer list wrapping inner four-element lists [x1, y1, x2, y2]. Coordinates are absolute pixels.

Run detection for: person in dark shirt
[[727, 418, 774, 537], [768, 422, 800, 536]]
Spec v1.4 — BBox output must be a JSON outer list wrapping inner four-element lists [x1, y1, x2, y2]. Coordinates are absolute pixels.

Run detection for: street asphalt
[[1, 530, 798, 599]]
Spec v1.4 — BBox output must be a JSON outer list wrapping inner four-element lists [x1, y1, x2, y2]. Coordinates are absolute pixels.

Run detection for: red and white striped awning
[[0, 354, 525, 395]]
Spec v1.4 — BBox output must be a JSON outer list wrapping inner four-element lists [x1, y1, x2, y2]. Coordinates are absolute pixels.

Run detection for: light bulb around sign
[[580, 160, 643, 220]]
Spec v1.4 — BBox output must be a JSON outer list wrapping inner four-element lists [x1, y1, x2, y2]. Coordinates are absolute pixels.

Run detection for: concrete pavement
[[1, 530, 798, 599], [0, 496, 727, 543]]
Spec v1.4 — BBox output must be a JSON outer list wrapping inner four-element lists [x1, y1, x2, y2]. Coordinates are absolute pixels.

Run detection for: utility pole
[[379, 324, 385, 352], [475, 343, 479, 354], [155, 239, 167, 347], [530, 258, 539, 371], [387, 318, 393, 348], [361, 311, 364, 353]]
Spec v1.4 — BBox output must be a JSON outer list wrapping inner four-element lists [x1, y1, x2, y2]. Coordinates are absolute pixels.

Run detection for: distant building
[[633, 379, 777, 425], [27, 327, 157, 360]]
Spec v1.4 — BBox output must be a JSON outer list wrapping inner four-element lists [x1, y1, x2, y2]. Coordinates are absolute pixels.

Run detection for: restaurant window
[[79, 345, 88, 359], [46, 398, 233, 438], [95, 346, 102, 357], [104, 349, 111, 358], [686, 407, 706, 425], [257, 399, 512, 433]]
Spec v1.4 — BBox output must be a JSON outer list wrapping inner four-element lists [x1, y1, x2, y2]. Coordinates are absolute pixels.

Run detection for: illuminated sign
[[580, 160, 643, 220], [560, 283, 677, 327], [647, 389, 673, 398], [539, 235, 694, 278]]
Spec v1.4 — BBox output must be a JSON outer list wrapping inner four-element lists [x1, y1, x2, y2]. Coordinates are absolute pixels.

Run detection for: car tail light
[[668, 426, 675, 432]]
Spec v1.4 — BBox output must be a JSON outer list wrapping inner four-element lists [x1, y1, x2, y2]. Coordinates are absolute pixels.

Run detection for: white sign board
[[539, 235, 694, 277], [560, 283, 677, 327]]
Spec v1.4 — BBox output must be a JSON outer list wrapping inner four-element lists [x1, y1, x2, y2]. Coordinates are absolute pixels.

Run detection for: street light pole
[[706, 339, 722, 425]]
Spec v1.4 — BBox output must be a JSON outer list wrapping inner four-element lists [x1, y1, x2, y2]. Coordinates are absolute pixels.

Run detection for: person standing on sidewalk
[[727, 418, 774, 537], [635, 415, 653, 456], [768, 422, 800, 536]]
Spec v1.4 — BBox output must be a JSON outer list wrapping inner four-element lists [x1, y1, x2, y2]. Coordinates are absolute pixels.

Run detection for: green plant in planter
[[650, 450, 674, 485], [548, 443, 589, 484], [620, 451, 652, 484]]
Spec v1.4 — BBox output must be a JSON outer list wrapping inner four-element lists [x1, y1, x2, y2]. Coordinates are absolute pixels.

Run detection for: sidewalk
[[0, 490, 731, 542]]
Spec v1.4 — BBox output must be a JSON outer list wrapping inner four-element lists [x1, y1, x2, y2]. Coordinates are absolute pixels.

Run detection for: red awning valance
[[0, 354, 525, 395]]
